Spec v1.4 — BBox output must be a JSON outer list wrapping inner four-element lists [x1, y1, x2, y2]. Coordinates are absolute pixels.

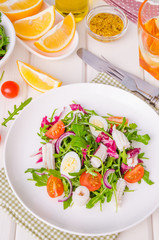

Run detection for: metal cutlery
[[77, 48, 159, 110]]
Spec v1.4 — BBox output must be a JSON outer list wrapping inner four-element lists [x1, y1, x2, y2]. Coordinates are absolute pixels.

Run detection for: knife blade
[[77, 48, 159, 100]]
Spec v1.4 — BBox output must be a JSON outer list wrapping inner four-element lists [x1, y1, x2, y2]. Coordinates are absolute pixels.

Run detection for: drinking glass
[[138, 0, 159, 80], [55, 0, 89, 22]]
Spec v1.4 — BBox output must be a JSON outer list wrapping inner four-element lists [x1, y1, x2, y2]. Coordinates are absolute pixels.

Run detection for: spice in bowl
[[89, 13, 124, 37], [86, 5, 128, 42]]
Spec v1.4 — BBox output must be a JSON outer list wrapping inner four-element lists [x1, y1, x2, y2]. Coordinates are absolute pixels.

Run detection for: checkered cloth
[[0, 72, 158, 240]]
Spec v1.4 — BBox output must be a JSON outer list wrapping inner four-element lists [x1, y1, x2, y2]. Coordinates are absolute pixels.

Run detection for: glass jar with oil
[[55, 0, 88, 22]]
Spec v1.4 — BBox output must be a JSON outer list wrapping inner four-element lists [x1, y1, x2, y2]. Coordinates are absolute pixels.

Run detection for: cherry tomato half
[[47, 175, 64, 198], [45, 120, 65, 139], [107, 116, 128, 126], [80, 171, 102, 191], [1, 81, 19, 98], [124, 165, 144, 183]]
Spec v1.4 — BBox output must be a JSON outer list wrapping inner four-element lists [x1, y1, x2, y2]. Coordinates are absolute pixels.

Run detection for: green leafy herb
[[25, 168, 62, 187], [120, 148, 127, 164], [63, 196, 72, 210], [125, 124, 150, 145], [142, 170, 154, 185], [86, 189, 107, 209], [37, 125, 50, 144], [1, 97, 32, 127], [0, 13, 9, 58], [0, 70, 4, 82]]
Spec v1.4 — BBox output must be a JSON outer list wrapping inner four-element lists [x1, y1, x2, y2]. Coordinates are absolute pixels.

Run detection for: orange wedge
[[17, 61, 62, 93], [0, 0, 43, 22], [34, 13, 76, 52], [13, 6, 55, 40]]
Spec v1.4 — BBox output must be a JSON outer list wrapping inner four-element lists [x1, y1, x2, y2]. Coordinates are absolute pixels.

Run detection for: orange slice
[[17, 61, 62, 93], [13, 6, 55, 40], [0, 0, 43, 22], [34, 13, 76, 53]]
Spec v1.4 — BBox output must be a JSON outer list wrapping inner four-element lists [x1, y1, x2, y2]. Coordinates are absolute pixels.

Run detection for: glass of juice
[[138, 0, 159, 80], [55, 0, 88, 22]]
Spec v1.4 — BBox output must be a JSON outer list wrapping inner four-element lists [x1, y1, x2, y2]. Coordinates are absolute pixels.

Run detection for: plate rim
[[3, 83, 159, 236]]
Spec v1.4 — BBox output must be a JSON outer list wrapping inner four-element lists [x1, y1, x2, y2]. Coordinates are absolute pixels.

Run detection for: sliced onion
[[103, 169, 115, 189], [58, 174, 73, 202], [120, 163, 132, 175], [63, 113, 75, 128], [55, 131, 75, 154]]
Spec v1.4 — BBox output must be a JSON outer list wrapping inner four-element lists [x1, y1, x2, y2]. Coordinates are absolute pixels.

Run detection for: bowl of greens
[[0, 12, 15, 68]]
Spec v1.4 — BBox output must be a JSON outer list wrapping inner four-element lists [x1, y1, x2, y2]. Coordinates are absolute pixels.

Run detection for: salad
[[25, 103, 154, 211], [0, 13, 9, 59]]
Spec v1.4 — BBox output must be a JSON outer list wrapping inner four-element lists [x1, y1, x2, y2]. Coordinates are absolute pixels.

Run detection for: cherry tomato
[[45, 120, 65, 139], [124, 165, 144, 183], [47, 175, 64, 198], [80, 171, 102, 191], [107, 116, 128, 127], [1, 81, 19, 98]]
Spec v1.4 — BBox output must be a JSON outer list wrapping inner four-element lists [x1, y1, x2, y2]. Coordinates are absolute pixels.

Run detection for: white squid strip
[[42, 142, 55, 169], [112, 126, 130, 152], [72, 186, 90, 206], [127, 154, 138, 167], [90, 143, 107, 168], [116, 178, 127, 207]]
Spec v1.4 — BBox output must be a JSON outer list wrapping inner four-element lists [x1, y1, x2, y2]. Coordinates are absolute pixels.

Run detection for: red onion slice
[[63, 113, 75, 128], [55, 131, 75, 154], [103, 169, 115, 189], [58, 174, 73, 202]]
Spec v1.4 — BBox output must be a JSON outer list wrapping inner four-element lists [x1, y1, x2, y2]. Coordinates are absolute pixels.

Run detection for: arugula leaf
[[86, 189, 107, 209], [143, 170, 154, 185], [0, 70, 4, 82], [31, 172, 48, 187], [25, 168, 47, 174], [63, 196, 72, 210], [71, 124, 85, 136], [125, 128, 150, 145], [130, 133, 150, 145], [81, 121, 112, 138], [129, 123, 137, 129], [25, 168, 62, 187], [120, 148, 127, 164], [117, 117, 127, 131], [0, 18, 10, 57], [50, 108, 57, 122], [37, 125, 50, 143], [69, 135, 87, 149], [1, 97, 32, 127], [69, 168, 86, 177]]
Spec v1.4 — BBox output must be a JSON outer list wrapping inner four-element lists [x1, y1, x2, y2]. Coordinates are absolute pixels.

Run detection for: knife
[[77, 48, 159, 110]]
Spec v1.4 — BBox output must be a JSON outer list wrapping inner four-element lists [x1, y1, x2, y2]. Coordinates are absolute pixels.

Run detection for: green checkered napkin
[[0, 72, 158, 240]]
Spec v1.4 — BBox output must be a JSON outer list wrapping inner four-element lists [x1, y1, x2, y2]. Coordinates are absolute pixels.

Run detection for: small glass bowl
[[85, 5, 128, 42]]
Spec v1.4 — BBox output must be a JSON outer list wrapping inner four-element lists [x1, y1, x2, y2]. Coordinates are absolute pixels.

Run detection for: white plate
[[4, 83, 159, 236], [16, 2, 79, 60]]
